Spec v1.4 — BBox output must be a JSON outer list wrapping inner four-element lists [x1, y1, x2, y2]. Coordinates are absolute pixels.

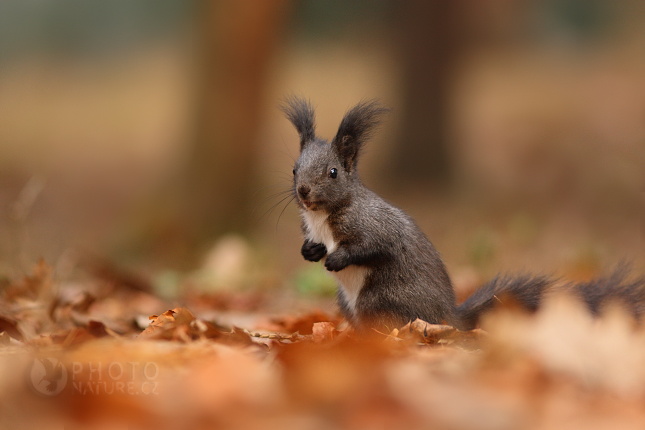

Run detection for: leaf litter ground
[[2, 260, 645, 430]]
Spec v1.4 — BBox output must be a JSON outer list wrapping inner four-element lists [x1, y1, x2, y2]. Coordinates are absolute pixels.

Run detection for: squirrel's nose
[[297, 185, 310, 199]]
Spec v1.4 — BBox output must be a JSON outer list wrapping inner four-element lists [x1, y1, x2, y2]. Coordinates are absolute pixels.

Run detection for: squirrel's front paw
[[301, 241, 327, 262], [324, 250, 350, 272]]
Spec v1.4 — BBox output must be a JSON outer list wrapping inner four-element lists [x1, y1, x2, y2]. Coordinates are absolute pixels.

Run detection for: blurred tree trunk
[[392, 1, 466, 187], [392, 1, 531, 188], [184, 1, 288, 244]]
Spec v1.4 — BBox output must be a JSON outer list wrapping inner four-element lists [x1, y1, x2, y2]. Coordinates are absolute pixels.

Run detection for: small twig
[[245, 330, 311, 342]]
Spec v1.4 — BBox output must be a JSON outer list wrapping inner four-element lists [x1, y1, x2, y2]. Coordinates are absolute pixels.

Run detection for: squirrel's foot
[[301, 241, 327, 262], [324, 249, 350, 272]]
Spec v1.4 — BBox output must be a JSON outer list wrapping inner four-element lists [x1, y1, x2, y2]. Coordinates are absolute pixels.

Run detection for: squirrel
[[281, 97, 645, 332]]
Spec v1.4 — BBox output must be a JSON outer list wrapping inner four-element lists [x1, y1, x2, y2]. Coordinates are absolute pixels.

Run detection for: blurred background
[[0, 0, 643, 303]]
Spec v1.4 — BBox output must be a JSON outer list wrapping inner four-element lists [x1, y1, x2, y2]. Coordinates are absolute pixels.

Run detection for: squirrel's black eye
[[292, 168, 296, 176], [329, 168, 338, 179]]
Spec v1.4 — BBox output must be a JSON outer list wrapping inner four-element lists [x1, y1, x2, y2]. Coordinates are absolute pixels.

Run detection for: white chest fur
[[301, 210, 369, 315], [302, 210, 337, 253]]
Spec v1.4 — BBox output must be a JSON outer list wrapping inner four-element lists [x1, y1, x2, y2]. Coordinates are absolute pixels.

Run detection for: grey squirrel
[[281, 97, 645, 332]]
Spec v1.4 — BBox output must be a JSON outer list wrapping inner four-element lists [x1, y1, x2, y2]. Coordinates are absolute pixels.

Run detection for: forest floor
[[2, 259, 645, 430]]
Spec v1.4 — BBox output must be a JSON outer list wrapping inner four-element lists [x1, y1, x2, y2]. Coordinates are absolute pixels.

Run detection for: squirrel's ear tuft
[[332, 100, 389, 171], [280, 96, 316, 150]]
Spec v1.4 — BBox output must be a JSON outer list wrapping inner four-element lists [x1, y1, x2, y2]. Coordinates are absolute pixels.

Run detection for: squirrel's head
[[281, 97, 389, 213]]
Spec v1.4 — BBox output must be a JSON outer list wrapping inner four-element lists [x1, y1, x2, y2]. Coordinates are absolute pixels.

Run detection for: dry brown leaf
[[312, 321, 338, 342], [85, 320, 111, 338], [399, 319, 456, 342], [277, 337, 393, 408], [265, 310, 340, 335], [190, 318, 226, 339], [229, 326, 254, 346], [395, 318, 487, 348], [484, 293, 645, 396], [139, 308, 195, 340], [3, 259, 53, 301], [71, 291, 96, 313], [0, 331, 11, 346], [138, 307, 256, 347], [0, 314, 23, 341], [40, 324, 111, 347], [180, 344, 281, 416]]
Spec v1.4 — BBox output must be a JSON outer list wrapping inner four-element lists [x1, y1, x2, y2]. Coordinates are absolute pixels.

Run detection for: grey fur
[[279, 96, 315, 149], [283, 97, 455, 331]]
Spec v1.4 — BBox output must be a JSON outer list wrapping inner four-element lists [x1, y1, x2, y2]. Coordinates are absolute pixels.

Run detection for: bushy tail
[[455, 274, 553, 330], [455, 268, 645, 331], [572, 268, 645, 318]]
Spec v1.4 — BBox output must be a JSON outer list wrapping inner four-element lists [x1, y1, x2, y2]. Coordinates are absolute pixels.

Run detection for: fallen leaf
[[3, 259, 53, 301], [0, 314, 23, 340], [312, 321, 337, 342], [399, 319, 456, 343], [0, 331, 11, 346], [139, 308, 194, 340], [265, 310, 340, 335]]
